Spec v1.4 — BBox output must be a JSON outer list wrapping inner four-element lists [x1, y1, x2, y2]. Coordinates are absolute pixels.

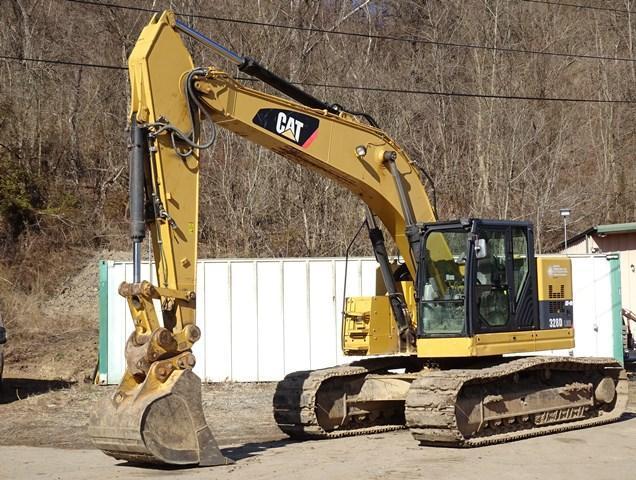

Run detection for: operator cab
[[417, 219, 538, 339]]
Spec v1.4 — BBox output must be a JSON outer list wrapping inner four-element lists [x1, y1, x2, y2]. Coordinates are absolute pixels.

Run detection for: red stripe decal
[[302, 129, 318, 148]]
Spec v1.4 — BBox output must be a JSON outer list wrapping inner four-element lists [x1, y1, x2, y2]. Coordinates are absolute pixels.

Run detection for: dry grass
[[0, 250, 114, 381]]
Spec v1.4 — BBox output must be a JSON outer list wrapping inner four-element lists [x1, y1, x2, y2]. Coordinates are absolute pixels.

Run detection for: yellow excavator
[[88, 11, 628, 466]]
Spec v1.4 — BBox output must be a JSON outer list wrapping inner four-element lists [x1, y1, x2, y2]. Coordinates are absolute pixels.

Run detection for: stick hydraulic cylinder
[[130, 118, 147, 283]]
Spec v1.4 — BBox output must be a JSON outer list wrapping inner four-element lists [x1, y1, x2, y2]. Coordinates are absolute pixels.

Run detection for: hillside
[[0, 0, 634, 378]]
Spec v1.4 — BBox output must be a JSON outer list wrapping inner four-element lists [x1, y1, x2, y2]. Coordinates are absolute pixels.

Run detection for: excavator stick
[[89, 368, 230, 466], [88, 11, 233, 467]]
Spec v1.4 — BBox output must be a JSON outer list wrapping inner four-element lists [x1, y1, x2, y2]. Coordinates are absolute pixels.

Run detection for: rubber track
[[405, 356, 629, 447], [273, 357, 413, 439]]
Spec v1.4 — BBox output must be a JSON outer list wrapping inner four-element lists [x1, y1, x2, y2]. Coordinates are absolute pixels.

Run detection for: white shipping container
[[98, 257, 375, 384]]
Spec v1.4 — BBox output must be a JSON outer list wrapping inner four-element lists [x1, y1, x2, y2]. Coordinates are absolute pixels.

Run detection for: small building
[[560, 222, 636, 310], [560, 222, 636, 359], [561, 222, 636, 257]]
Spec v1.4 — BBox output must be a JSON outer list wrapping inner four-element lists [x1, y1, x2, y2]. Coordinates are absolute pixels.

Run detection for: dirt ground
[[0, 375, 635, 479], [0, 381, 283, 449]]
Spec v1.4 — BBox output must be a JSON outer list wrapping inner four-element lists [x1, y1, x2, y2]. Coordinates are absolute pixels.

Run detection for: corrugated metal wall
[[99, 258, 375, 384], [99, 254, 623, 385]]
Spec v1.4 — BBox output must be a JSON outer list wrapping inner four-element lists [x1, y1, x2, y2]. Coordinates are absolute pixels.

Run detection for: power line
[[61, 0, 636, 64], [254, 79, 636, 104], [520, 0, 636, 15], [0, 53, 125, 70], [2, 53, 634, 104], [64, 0, 156, 14]]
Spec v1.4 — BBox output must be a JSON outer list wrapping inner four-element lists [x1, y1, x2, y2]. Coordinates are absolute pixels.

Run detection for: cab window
[[420, 230, 468, 336]]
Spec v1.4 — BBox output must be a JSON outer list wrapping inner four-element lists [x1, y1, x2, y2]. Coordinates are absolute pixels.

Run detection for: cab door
[[469, 222, 538, 334]]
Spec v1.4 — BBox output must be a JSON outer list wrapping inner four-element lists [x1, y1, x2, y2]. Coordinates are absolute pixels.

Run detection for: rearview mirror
[[475, 238, 487, 259]]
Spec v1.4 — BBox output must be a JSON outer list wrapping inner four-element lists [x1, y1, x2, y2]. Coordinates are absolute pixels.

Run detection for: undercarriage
[[273, 356, 628, 446]]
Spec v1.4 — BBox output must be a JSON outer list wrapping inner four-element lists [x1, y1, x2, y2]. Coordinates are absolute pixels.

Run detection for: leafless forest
[[1, 0, 635, 307]]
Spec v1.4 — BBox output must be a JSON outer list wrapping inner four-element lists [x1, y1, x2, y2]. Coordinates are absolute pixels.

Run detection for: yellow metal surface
[[128, 11, 199, 334], [416, 328, 574, 357], [343, 296, 400, 356], [343, 296, 373, 355], [400, 280, 417, 319], [536, 256, 573, 301], [192, 69, 439, 278]]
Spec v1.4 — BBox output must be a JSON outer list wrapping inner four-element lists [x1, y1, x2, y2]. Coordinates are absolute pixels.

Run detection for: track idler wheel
[[89, 368, 231, 467]]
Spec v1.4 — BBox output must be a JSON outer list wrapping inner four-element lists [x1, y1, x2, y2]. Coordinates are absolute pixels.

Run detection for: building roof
[[595, 222, 636, 235], [560, 222, 636, 250]]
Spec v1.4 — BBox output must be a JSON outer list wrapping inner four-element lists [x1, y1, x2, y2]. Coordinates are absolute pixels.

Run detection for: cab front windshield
[[420, 230, 468, 336]]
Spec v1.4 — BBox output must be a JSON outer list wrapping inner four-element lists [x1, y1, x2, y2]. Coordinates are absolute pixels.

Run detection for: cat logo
[[252, 108, 319, 148], [276, 112, 304, 143]]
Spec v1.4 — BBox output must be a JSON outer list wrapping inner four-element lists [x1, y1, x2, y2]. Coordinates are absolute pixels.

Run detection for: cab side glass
[[475, 230, 509, 327]]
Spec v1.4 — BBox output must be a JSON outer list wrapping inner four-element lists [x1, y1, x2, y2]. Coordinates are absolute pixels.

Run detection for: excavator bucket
[[89, 369, 231, 466]]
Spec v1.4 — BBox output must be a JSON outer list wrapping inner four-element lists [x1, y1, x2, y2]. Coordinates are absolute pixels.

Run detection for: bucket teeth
[[89, 369, 232, 466]]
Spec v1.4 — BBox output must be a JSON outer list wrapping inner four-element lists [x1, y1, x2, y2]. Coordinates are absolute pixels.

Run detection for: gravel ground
[[2, 410, 636, 480]]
